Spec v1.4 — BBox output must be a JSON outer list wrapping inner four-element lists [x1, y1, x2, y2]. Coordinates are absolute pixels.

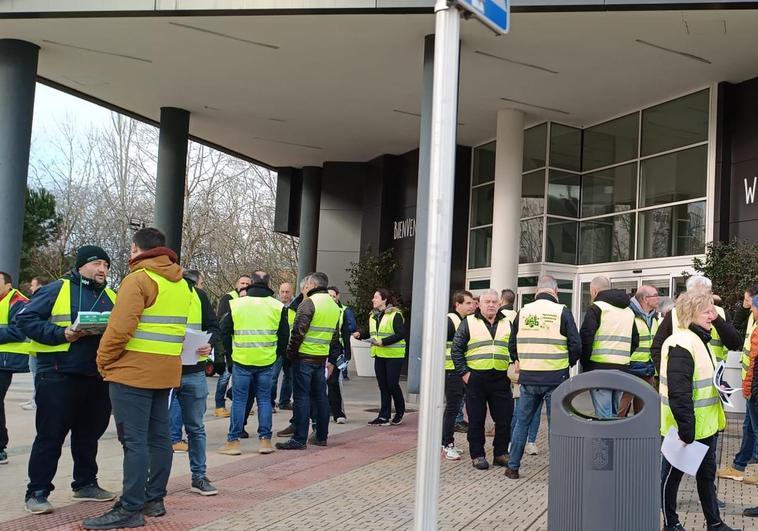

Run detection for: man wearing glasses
[[619, 285, 660, 416]]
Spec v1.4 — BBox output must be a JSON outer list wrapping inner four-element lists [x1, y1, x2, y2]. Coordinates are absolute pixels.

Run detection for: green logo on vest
[[524, 314, 540, 328]]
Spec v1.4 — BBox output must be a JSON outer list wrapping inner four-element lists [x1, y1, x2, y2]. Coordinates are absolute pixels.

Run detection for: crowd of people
[[0, 226, 757, 529]]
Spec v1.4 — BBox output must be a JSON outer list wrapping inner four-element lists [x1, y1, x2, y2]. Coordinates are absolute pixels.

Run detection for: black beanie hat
[[75, 245, 111, 269]]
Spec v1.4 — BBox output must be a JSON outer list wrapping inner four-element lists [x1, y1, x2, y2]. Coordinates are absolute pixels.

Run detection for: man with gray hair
[[505, 275, 581, 479], [277, 272, 342, 450]]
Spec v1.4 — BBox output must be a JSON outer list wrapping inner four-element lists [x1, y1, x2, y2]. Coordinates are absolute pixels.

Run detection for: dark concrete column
[[407, 35, 435, 394], [0, 40, 39, 283], [154, 107, 190, 258], [297, 166, 322, 283]]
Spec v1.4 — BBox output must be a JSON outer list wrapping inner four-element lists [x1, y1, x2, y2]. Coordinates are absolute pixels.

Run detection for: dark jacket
[[509, 292, 582, 386], [219, 283, 289, 369], [17, 271, 114, 376], [451, 309, 508, 377], [652, 311, 742, 375], [336, 302, 356, 360], [733, 304, 752, 338], [287, 287, 341, 364], [183, 281, 220, 375], [580, 289, 640, 372], [665, 324, 713, 444], [0, 290, 30, 373]]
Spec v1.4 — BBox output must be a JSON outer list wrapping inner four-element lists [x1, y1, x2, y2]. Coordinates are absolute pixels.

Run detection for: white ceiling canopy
[[1, 9, 758, 168]]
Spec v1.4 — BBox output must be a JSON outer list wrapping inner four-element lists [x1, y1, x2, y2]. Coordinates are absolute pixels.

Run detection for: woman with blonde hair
[[659, 291, 737, 531]]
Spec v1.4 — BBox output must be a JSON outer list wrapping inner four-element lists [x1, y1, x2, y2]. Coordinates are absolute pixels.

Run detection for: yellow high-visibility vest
[[300, 292, 341, 357], [124, 270, 192, 356], [230, 295, 283, 366], [590, 301, 635, 365], [445, 313, 462, 371], [660, 329, 726, 439], [464, 314, 511, 371], [29, 279, 116, 353], [631, 315, 659, 364], [0, 289, 30, 354], [672, 306, 728, 362], [369, 308, 406, 358], [517, 299, 569, 372]]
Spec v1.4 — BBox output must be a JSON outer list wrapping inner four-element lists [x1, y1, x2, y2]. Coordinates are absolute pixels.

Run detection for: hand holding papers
[[661, 427, 708, 476], [181, 329, 211, 365]]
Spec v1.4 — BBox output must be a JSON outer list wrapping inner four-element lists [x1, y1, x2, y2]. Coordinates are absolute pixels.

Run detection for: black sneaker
[[143, 499, 166, 517], [391, 414, 404, 426], [454, 422, 468, 433], [662, 524, 686, 531], [308, 434, 327, 446], [744, 507, 758, 517], [191, 477, 219, 496], [275, 439, 307, 450], [276, 425, 295, 437], [471, 457, 489, 470], [240, 429, 250, 439], [368, 417, 390, 426], [73, 484, 116, 502], [82, 505, 145, 530], [0, 450, 7, 464], [708, 523, 740, 531], [25, 492, 53, 514]]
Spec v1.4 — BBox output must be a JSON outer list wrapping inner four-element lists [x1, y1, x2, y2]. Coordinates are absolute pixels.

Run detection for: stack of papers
[[661, 427, 709, 476], [71, 311, 111, 334], [181, 328, 212, 365]]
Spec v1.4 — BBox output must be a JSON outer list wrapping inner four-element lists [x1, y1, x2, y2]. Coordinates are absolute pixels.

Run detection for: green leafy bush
[[344, 248, 401, 331], [691, 239, 758, 310]]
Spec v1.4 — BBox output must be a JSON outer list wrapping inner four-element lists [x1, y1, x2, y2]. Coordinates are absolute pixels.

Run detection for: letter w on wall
[[745, 176, 758, 205]]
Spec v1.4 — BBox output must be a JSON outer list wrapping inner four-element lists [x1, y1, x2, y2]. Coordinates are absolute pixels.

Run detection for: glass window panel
[[469, 227, 493, 268], [517, 276, 538, 287], [546, 218, 577, 264], [580, 282, 592, 322], [637, 201, 706, 259], [470, 183, 494, 227], [557, 279, 573, 289], [521, 293, 536, 306], [583, 113, 639, 171], [558, 292, 572, 307], [579, 214, 635, 264], [521, 170, 545, 218], [641, 89, 709, 156], [519, 218, 543, 264], [639, 145, 706, 207], [468, 279, 490, 290], [548, 170, 580, 218], [581, 162, 637, 218], [550, 123, 582, 172], [523, 123, 547, 172], [472, 141, 496, 185]]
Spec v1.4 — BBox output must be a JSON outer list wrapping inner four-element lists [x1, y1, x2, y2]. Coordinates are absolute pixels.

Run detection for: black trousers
[[442, 371, 464, 446], [374, 357, 405, 419], [465, 370, 513, 459], [26, 372, 111, 497], [661, 434, 721, 527], [0, 371, 12, 450], [327, 368, 345, 420]]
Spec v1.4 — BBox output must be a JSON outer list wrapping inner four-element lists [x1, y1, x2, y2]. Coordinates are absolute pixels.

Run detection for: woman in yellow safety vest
[[659, 291, 735, 531], [359, 289, 406, 426]]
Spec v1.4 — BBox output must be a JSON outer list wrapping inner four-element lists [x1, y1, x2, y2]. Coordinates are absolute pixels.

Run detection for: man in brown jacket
[[84, 228, 192, 530]]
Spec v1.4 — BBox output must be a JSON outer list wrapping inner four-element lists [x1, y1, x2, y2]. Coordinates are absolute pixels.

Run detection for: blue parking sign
[[456, 0, 509, 34]]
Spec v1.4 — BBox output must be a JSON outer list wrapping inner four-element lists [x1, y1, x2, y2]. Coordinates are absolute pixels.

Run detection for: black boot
[[82, 505, 145, 529]]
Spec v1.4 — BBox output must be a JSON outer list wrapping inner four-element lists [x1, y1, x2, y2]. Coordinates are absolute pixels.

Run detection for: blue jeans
[[511, 396, 542, 443], [229, 363, 273, 441], [734, 395, 758, 470], [214, 368, 231, 409], [292, 360, 329, 444], [270, 356, 293, 407], [590, 388, 622, 419], [170, 394, 183, 443], [508, 384, 554, 471], [170, 372, 208, 480]]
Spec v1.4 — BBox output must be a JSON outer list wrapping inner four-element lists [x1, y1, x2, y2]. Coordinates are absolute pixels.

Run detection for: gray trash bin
[[548, 370, 660, 531]]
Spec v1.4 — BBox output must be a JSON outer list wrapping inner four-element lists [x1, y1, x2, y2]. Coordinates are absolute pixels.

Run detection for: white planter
[[351, 338, 375, 377]]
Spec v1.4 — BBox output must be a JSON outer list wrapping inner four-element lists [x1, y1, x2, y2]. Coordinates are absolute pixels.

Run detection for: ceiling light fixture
[[474, 50, 558, 74], [499, 97, 570, 115], [169, 22, 279, 50], [43, 40, 152, 63], [252, 136, 322, 150], [634, 39, 711, 65], [393, 109, 464, 126]]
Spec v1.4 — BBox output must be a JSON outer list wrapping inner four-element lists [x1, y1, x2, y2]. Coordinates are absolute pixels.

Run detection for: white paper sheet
[[713, 361, 739, 407], [181, 329, 211, 366], [661, 427, 709, 476]]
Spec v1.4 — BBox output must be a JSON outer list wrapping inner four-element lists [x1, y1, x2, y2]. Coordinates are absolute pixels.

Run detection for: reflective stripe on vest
[[369, 308, 406, 358], [445, 313, 462, 371], [517, 299, 569, 372], [0, 289, 30, 354], [631, 315, 659, 364], [464, 314, 511, 371], [300, 292, 341, 357], [673, 306, 728, 362], [230, 295, 283, 366], [186, 289, 207, 362], [590, 301, 635, 366], [742, 313, 756, 380], [660, 329, 726, 439], [124, 270, 191, 356], [29, 279, 116, 354]]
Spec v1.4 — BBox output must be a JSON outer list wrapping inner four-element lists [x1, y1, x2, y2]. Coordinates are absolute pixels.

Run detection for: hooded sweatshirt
[[97, 247, 189, 389], [580, 288, 640, 372]]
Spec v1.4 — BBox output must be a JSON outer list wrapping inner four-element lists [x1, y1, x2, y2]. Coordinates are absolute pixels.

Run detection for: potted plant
[[344, 248, 401, 377]]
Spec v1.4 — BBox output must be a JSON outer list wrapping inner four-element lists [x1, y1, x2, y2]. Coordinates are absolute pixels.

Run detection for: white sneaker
[[442, 444, 462, 461], [336, 417, 347, 424], [525, 442, 539, 455], [20, 401, 36, 411]]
